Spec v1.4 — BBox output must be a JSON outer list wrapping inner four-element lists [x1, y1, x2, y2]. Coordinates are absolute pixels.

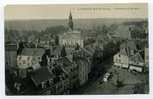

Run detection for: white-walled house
[[17, 48, 45, 69], [17, 48, 45, 78], [113, 41, 133, 69], [113, 48, 129, 68], [59, 30, 84, 48], [113, 40, 145, 72], [129, 53, 144, 72]]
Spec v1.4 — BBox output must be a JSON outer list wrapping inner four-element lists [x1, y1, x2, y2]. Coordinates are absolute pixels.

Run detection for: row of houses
[[5, 41, 91, 94], [113, 40, 148, 72]]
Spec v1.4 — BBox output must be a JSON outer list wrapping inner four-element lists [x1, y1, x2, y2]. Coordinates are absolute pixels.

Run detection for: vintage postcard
[[4, 3, 149, 95]]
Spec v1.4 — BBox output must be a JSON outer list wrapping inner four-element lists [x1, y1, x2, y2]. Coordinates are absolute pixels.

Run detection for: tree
[[61, 46, 67, 57]]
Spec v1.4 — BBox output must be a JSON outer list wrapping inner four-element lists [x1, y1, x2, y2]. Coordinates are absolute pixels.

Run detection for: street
[[75, 58, 149, 94]]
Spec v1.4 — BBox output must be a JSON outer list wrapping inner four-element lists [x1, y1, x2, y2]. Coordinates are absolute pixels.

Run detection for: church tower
[[68, 11, 73, 30]]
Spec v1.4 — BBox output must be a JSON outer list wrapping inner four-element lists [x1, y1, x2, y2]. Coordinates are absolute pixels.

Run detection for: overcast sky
[[5, 3, 148, 20]]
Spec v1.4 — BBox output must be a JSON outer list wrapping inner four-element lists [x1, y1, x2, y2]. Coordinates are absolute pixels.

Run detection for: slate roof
[[114, 25, 130, 39], [55, 57, 75, 75], [130, 52, 144, 63], [127, 40, 137, 51], [52, 66, 65, 76], [56, 57, 72, 67], [120, 48, 129, 56], [84, 44, 96, 55], [21, 48, 45, 56], [61, 30, 83, 39], [80, 48, 93, 57], [75, 58, 89, 67], [5, 43, 17, 51], [120, 40, 137, 56], [51, 46, 62, 56], [31, 67, 54, 86]]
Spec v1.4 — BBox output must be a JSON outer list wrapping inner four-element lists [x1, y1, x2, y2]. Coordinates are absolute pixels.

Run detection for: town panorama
[[5, 4, 149, 95]]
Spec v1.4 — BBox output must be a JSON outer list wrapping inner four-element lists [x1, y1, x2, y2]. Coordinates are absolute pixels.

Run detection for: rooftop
[[31, 67, 54, 86], [60, 30, 83, 39], [5, 43, 17, 51], [20, 48, 45, 56], [120, 40, 137, 56], [130, 52, 144, 64], [56, 57, 72, 67]]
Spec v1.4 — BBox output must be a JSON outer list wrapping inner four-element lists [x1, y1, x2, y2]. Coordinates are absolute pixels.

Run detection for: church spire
[[68, 11, 73, 30]]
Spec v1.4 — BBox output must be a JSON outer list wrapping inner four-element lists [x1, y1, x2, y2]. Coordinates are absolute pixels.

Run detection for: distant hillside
[[5, 18, 146, 32]]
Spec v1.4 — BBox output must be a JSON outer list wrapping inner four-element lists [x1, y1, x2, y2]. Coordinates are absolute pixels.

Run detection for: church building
[[59, 12, 84, 48]]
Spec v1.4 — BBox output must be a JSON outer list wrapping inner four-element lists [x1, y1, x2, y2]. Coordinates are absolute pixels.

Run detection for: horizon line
[[5, 17, 148, 21]]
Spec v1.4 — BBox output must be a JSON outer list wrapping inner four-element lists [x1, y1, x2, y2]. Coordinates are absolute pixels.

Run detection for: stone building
[[17, 48, 45, 78], [113, 40, 145, 72], [59, 30, 84, 48], [31, 67, 54, 89], [75, 58, 89, 85], [5, 43, 17, 69], [59, 12, 84, 48], [113, 40, 137, 69], [72, 49, 91, 85], [17, 48, 45, 69], [31, 66, 70, 95], [55, 57, 79, 90], [52, 65, 70, 94], [129, 52, 144, 72]]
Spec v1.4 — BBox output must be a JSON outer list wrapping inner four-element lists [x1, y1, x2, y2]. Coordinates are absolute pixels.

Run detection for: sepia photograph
[[4, 3, 149, 95]]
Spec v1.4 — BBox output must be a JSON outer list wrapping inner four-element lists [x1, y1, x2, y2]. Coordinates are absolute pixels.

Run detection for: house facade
[[113, 40, 145, 72], [113, 48, 129, 68], [129, 53, 144, 72], [73, 49, 90, 85], [55, 57, 79, 90], [5, 43, 17, 69], [76, 59, 89, 85], [17, 48, 45, 69], [31, 67, 54, 90], [59, 30, 84, 48], [17, 48, 45, 78]]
